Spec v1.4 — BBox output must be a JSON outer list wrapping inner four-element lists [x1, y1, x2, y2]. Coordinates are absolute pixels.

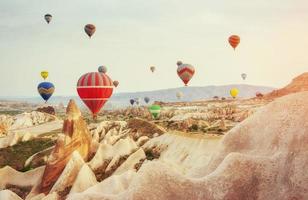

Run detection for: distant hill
[[0, 84, 274, 109], [265, 73, 308, 99], [110, 84, 274, 106]]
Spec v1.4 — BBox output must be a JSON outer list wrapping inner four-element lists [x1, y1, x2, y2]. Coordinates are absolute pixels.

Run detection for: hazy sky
[[0, 0, 308, 96]]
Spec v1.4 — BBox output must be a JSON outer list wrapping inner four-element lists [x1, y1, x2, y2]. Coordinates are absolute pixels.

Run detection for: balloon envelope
[[176, 61, 183, 66], [241, 73, 247, 80], [84, 24, 96, 38], [176, 91, 183, 99], [230, 88, 239, 98], [177, 63, 195, 86], [149, 105, 161, 119], [144, 97, 150, 103], [44, 14, 52, 24], [98, 66, 107, 73], [228, 35, 240, 50], [130, 99, 135, 105], [113, 80, 119, 87], [77, 72, 113, 118], [37, 82, 55, 102], [41, 71, 49, 80], [150, 66, 155, 73], [134, 98, 140, 105]]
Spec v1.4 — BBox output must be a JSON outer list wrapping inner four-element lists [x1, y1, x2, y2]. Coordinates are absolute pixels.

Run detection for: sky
[[0, 0, 308, 97]]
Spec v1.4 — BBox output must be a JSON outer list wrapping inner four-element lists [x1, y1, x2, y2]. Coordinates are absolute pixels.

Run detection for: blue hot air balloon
[[130, 99, 135, 105], [37, 82, 55, 102]]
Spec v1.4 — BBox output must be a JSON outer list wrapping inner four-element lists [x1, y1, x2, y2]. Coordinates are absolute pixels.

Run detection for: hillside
[[265, 72, 308, 99]]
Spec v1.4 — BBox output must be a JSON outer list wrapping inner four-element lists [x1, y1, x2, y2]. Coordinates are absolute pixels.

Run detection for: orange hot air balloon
[[228, 35, 240, 50]]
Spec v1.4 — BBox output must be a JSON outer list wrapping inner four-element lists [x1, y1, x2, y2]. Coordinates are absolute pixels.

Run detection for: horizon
[[0, 83, 275, 98]]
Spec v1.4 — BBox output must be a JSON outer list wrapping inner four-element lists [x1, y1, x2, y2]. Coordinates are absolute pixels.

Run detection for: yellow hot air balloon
[[230, 88, 239, 98], [41, 71, 49, 80]]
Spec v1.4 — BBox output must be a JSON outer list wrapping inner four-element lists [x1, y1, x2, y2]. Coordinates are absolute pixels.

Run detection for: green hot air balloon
[[149, 105, 161, 119]]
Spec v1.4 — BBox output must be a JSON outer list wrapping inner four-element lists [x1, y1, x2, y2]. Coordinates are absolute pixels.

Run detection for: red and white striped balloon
[[177, 63, 195, 86], [77, 72, 113, 118]]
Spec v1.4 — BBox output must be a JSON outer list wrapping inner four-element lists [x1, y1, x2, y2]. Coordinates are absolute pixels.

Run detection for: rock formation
[[69, 164, 98, 194], [127, 118, 166, 139], [36, 106, 56, 116], [1, 91, 308, 200], [265, 72, 308, 99], [0, 190, 23, 200], [39, 100, 92, 194], [68, 92, 308, 200], [10, 111, 57, 130], [0, 111, 57, 137], [0, 166, 45, 199]]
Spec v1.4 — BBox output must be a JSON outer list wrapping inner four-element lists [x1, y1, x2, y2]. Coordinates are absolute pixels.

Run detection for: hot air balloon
[[113, 80, 119, 87], [77, 71, 113, 119], [41, 71, 49, 80], [177, 61, 195, 86], [149, 105, 161, 119], [230, 88, 239, 98], [44, 14, 52, 24], [241, 73, 247, 80], [150, 66, 155, 73], [38, 82, 55, 102], [144, 97, 150, 104], [98, 65, 107, 73], [228, 35, 240, 50], [176, 61, 183, 66], [130, 99, 135, 105], [84, 24, 96, 38], [176, 91, 183, 99], [134, 98, 140, 105]]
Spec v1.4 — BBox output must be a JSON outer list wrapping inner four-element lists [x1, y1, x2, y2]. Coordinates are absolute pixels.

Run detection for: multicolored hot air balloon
[[144, 97, 150, 104], [241, 73, 247, 80], [230, 88, 239, 98], [77, 71, 113, 118], [84, 24, 96, 38], [149, 105, 161, 119], [150, 66, 155, 73], [44, 14, 52, 24], [176, 91, 183, 99], [38, 82, 55, 102], [130, 99, 135, 106], [98, 65, 107, 73], [41, 71, 49, 80], [113, 80, 119, 87], [228, 35, 240, 50], [177, 61, 195, 86]]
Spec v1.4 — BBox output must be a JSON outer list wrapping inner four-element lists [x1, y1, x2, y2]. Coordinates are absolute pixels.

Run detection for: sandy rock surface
[[1, 91, 308, 200], [68, 92, 308, 200], [39, 100, 92, 194]]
